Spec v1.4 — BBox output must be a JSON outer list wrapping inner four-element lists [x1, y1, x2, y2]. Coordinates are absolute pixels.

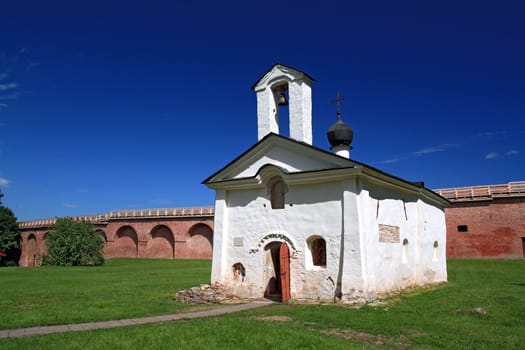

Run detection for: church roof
[[203, 133, 449, 207], [251, 63, 315, 90]]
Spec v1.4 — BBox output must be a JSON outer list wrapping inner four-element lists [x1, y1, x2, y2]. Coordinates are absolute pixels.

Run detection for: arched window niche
[[306, 236, 327, 270], [433, 241, 439, 262], [267, 176, 287, 210], [402, 238, 409, 264]]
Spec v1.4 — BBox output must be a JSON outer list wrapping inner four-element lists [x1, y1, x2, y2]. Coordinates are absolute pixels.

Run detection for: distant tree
[[43, 218, 104, 266], [0, 189, 21, 266]]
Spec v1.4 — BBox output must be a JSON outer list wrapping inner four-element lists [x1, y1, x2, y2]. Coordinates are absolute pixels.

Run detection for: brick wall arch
[[26, 234, 38, 266], [147, 225, 174, 258], [187, 223, 213, 259], [96, 229, 109, 256], [114, 226, 138, 257]]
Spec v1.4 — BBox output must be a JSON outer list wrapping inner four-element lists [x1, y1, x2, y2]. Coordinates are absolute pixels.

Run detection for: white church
[[203, 64, 448, 303]]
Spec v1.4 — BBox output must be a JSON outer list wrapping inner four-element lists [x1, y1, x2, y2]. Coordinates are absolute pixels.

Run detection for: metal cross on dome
[[331, 91, 346, 118]]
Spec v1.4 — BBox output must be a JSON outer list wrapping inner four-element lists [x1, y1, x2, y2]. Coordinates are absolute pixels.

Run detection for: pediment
[[203, 133, 355, 185], [251, 63, 314, 92]]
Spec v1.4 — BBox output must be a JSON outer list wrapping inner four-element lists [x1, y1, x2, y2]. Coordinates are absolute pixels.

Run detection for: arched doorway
[[115, 226, 138, 257], [263, 241, 290, 302], [147, 225, 174, 258]]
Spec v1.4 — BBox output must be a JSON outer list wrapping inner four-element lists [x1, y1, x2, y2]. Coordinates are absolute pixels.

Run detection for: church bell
[[277, 92, 288, 106]]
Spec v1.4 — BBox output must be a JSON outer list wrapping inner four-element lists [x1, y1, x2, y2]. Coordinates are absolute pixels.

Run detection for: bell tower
[[252, 64, 314, 144]]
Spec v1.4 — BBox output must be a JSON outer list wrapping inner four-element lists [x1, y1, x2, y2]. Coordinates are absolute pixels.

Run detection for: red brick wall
[[19, 229, 48, 266], [18, 216, 214, 266], [446, 197, 525, 258]]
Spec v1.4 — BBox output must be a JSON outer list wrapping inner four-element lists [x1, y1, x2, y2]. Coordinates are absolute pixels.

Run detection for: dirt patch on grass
[[455, 307, 488, 315], [255, 315, 293, 322], [254, 315, 417, 349], [322, 329, 413, 349]]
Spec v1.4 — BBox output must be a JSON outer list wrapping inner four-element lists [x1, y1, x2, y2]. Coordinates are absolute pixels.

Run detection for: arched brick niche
[[26, 234, 39, 266], [147, 225, 175, 258], [114, 226, 138, 257], [187, 223, 213, 259], [96, 230, 109, 256]]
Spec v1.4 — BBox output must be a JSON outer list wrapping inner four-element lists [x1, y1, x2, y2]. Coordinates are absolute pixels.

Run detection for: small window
[[458, 225, 468, 232], [311, 238, 326, 266]]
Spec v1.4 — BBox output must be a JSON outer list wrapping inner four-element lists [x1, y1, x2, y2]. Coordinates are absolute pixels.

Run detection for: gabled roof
[[202, 133, 354, 184], [251, 63, 315, 90], [202, 133, 450, 207]]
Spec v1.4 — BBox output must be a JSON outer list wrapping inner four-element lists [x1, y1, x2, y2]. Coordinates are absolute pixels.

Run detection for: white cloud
[[0, 177, 10, 187], [379, 157, 404, 164], [63, 203, 79, 208], [0, 103, 8, 108], [477, 131, 507, 139], [0, 92, 20, 100], [506, 150, 519, 156], [0, 82, 18, 91], [26, 62, 40, 71], [485, 152, 499, 160], [413, 144, 457, 156]]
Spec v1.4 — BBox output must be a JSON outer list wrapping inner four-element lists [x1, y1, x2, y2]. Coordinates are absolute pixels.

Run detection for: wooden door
[[279, 242, 290, 302]]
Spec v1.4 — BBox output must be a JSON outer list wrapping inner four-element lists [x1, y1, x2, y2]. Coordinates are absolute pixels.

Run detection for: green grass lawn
[[0, 258, 212, 329], [1, 259, 524, 349]]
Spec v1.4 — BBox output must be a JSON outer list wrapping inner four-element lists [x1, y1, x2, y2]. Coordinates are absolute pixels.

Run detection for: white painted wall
[[212, 181, 346, 301], [237, 146, 340, 179], [358, 181, 447, 298]]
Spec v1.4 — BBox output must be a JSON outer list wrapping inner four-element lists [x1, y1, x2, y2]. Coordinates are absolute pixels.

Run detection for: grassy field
[[0, 259, 212, 329], [1, 259, 524, 349]]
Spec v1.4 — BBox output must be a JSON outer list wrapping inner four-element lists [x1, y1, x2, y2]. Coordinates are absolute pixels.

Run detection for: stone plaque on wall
[[233, 237, 244, 247], [378, 224, 400, 243]]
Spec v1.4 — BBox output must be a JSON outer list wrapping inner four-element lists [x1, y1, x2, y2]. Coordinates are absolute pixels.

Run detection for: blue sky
[[1, 1, 523, 221]]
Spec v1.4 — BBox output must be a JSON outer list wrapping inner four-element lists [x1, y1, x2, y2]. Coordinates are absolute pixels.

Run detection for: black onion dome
[[327, 115, 353, 147]]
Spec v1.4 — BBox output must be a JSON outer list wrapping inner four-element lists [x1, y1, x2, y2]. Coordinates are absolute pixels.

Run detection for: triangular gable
[[203, 133, 355, 184], [251, 63, 315, 91]]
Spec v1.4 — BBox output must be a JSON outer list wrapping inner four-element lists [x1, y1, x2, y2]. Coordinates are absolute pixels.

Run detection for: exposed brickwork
[[18, 207, 214, 266], [445, 197, 525, 258]]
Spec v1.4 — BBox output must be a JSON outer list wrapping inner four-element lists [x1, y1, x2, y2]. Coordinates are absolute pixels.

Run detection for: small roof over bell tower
[[327, 92, 353, 158]]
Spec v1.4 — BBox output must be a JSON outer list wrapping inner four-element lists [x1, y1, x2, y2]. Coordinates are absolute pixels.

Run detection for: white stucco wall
[[212, 180, 349, 301], [236, 146, 341, 179], [211, 174, 448, 302], [358, 180, 447, 298]]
